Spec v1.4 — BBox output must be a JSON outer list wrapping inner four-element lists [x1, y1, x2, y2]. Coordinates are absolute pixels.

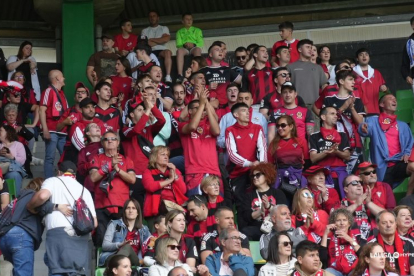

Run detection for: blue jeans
[[44, 132, 66, 178], [0, 226, 34, 276], [5, 171, 23, 197]]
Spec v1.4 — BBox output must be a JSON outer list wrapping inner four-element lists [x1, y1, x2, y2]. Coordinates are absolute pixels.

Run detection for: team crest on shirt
[[382, 118, 391, 124], [326, 135, 334, 140], [123, 84, 127, 88], [377, 192, 382, 198], [293, 143, 298, 148], [196, 127, 203, 134], [296, 112, 303, 119], [249, 134, 253, 139], [55, 102, 62, 111], [266, 72, 271, 76], [220, 70, 224, 74]]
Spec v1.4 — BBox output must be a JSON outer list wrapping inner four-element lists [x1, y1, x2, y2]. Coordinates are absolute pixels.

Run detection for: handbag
[[280, 179, 299, 196], [19, 125, 35, 141], [57, 177, 94, 236], [0, 198, 17, 236]]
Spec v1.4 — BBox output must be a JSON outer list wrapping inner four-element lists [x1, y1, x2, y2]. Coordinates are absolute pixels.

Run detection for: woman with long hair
[[110, 56, 134, 109], [291, 187, 329, 244], [317, 45, 335, 83], [103, 254, 132, 276], [259, 231, 296, 275], [352, 242, 398, 276], [99, 199, 152, 267], [268, 115, 309, 201]]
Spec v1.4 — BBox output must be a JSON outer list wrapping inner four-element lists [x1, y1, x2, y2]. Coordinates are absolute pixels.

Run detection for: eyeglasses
[[302, 192, 314, 198], [280, 241, 293, 247], [76, 90, 87, 95], [252, 172, 263, 179], [361, 170, 376, 176], [346, 180, 363, 187], [14, 76, 24, 80], [208, 183, 220, 187], [276, 123, 288, 129], [167, 245, 181, 250], [236, 56, 246, 60], [102, 137, 118, 142], [226, 236, 242, 241], [277, 73, 291, 78]]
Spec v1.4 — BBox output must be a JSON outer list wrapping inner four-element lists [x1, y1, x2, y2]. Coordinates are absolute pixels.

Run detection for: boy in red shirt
[[271, 21, 300, 66], [114, 19, 138, 57]]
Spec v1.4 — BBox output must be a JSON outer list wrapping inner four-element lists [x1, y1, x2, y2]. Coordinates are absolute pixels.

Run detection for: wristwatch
[[352, 241, 357, 247]]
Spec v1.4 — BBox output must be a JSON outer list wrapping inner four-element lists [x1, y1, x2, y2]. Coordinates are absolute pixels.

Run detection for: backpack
[[57, 177, 94, 236]]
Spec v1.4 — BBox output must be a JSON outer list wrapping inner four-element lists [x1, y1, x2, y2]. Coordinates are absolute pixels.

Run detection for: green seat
[[95, 268, 105, 276], [393, 178, 408, 203], [6, 179, 16, 202], [250, 241, 266, 265], [395, 109, 413, 123], [410, 120, 414, 135], [396, 90, 414, 101], [96, 247, 103, 268]]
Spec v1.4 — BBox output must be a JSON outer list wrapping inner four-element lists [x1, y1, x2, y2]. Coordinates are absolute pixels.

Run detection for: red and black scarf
[[320, 126, 342, 143], [377, 231, 408, 275], [328, 231, 358, 274]]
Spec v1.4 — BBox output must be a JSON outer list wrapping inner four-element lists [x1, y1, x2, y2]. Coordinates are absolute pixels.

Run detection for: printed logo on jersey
[[382, 118, 391, 124], [296, 112, 303, 119], [236, 135, 241, 139], [249, 133, 253, 139], [377, 192, 382, 198], [196, 127, 203, 134], [55, 102, 62, 112]]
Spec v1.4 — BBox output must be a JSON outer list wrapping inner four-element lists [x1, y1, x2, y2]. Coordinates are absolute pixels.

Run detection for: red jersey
[[40, 86, 69, 133], [244, 66, 276, 104], [178, 119, 220, 175], [90, 153, 135, 213], [69, 118, 106, 151], [268, 137, 309, 166], [354, 69, 385, 114], [366, 182, 396, 210], [216, 105, 230, 122], [268, 105, 314, 138], [94, 105, 122, 133], [114, 33, 138, 52], [271, 39, 300, 63], [110, 75, 134, 109]]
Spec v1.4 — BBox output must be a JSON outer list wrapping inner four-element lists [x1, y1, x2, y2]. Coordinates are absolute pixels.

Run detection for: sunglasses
[[102, 137, 118, 142], [280, 241, 294, 247], [252, 172, 263, 179], [236, 56, 246, 60], [11, 93, 21, 97], [361, 170, 376, 176], [276, 123, 289, 129], [277, 73, 291, 78], [302, 192, 314, 198], [167, 245, 181, 250], [346, 180, 363, 187]]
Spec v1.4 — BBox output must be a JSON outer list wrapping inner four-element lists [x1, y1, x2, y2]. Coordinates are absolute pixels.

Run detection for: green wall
[[62, 0, 94, 106]]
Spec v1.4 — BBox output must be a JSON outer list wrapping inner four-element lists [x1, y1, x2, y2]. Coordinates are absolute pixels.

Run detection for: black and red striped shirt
[[244, 66, 276, 104]]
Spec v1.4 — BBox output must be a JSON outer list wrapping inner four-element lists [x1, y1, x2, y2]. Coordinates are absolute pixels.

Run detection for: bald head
[[48, 70, 65, 89], [168, 267, 188, 276]]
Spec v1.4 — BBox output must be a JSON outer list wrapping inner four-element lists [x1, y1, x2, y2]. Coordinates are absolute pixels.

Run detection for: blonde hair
[[165, 209, 185, 234], [292, 187, 316, 215], [200, 175, 220, 192], [148, 146, 170, 169], [155, 237, 179, 265]]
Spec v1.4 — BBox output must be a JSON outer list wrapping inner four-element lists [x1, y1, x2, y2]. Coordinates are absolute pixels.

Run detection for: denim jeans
[[44, 132, 66, 178], [0, 226, 35, 276]]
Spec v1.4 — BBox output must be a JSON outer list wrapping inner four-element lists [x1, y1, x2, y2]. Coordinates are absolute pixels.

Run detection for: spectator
[[26, 161, 97, 276], [341, 174, 382, 240], [186, 195, 212, 247], [287, 39, 327, 105], [368, 210, 414, 275], [40, 70, 69, 179], [0, 125, 26, 196], [148, 65, 173, 111], [240, 163, 287, 241], [259, 231, 296, 276], [216, 83, 239, 121], [310, 45, 318, 64], [358, 162, 396, 211], [268, 82, 314, 142], [0, 172, 8, 211], [271, 21, 300, 66], [178, 90, 221, 196], [142, 146, 187, 227], [231, 47, 248, 75], [6, 41, 41, 101], [303, 166, 340, 214], [205, 228, 255, 276], [401, 16, 414, 94], [94, 81, 123, 132], [142, 10, 173, 83], [291, 240, 334, 276], [322, 70, 365, 174], [353, 48, 387, 114], [243, 45, 275, 106], [393, 205, 414, 240], [184, 56, 207, 84], [359, 93, 414, 193], [351, 242, 398, 276], [321, 208, 364, 276], [109, 56, 134, 109], [200, 206, 251, 264], [148, 237, 194, 276], [114, 19, 138, 56], [200, 175, 229, 224], [206, 41, 229, 66], [0, 178, 68, 276], [273, 45, 291, 68], [6, 71, 37, 105], [309, 107, 350, 198], [175, 12, 204, 83], [317, 45, 335, 84], [103, 255, 133, 276], [259, 204, 307, 260], [86, 34, 118, 86], [99, 199, 151, 267], [89, 130, 136, 246], [134, 42, 158, 79], [291, 187, 329, 244]]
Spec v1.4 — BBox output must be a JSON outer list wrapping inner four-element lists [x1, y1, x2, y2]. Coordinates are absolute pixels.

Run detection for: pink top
[[0, 141, 26, 165]]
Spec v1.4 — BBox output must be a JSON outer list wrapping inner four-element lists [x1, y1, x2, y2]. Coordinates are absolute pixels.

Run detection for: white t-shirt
[[42, 176, 96, 231], [141, 25, 170, 51], [127, 52, 160, 80]]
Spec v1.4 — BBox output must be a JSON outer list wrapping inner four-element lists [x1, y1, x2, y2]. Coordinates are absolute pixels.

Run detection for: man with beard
[[231, 47, 248, 75], [259, 204, 307, 259]]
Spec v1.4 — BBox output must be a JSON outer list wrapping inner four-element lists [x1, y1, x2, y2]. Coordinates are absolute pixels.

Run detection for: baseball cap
[[101, 34, 114, 40], [75, 81, 90, 95], [302, 166, 330, 177], [126, 98, 145, 117], [281, 81, 296, 91], [356, 162, 377, 175], [79, 97, 96, 109], [58, 161, 77, 174]]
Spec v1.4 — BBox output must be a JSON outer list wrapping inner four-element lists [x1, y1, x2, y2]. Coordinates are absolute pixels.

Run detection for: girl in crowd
[[352, 242, 398, 276], [259, 231, 296, 276], [104, 255, 132, 276], [111, 56, 134, 109], [317, 45, 335, 83]]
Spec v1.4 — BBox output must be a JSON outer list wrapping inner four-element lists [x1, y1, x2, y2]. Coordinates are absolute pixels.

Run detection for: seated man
[[205, 228, 255, 276], [259, 204, 307, 259], [368, 210, 414, 275], [175, 12, 204, 82], [303, 166, 340, 214], [291, 240, 335, 276], [309, 107, 350, 198], [340, 174, 384, 240], [200, 207, 251, 264], [359, 93, 414, 193], [358, 161, 396, 210]]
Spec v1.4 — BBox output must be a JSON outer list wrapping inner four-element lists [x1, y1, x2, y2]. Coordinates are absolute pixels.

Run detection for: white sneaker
[[31, 157, 44, 166], [165, 75, 172, 84]]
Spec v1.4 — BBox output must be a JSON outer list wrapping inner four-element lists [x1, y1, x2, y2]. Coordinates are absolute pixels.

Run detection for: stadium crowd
[[1, 10, 414, 276]]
